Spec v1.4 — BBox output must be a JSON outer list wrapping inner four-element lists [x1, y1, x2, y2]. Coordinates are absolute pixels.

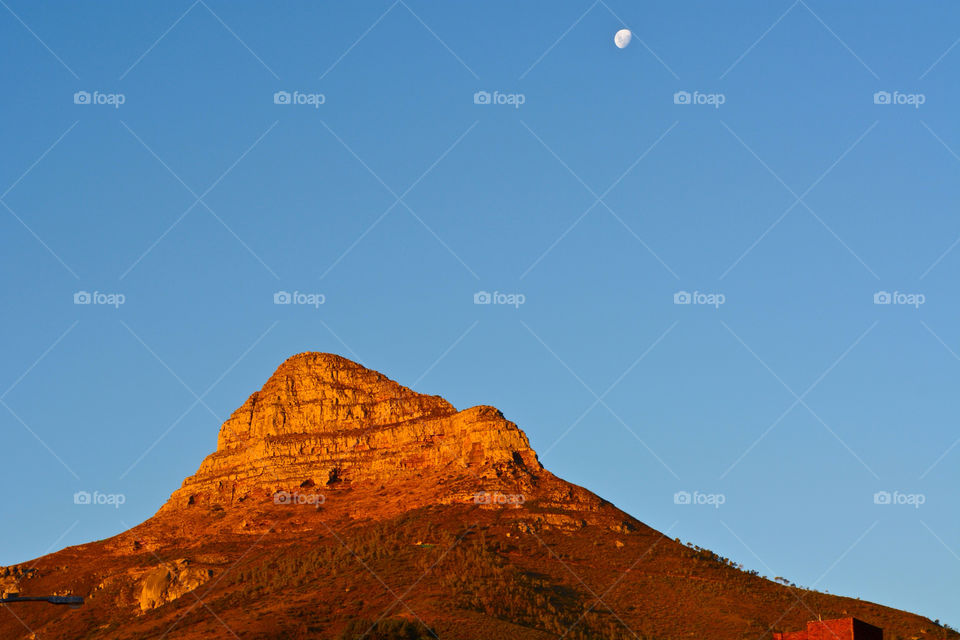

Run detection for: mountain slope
[[0, 353, 953, 640]]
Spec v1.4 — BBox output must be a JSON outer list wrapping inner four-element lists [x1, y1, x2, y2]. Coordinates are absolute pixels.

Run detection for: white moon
[[614, 29, 632, 49]]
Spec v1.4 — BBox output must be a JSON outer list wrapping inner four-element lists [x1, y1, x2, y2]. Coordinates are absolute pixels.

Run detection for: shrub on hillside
[[338, 617, 436, 639]]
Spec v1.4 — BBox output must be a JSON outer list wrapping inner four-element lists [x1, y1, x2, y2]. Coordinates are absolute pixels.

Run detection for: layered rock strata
[[161, 353, 542, 512]]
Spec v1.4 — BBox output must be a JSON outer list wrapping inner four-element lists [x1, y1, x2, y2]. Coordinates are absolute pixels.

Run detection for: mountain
[[0, 353, 953, 640]]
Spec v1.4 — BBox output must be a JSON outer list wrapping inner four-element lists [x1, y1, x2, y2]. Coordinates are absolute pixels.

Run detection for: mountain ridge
[[0, 353, 953, 640]]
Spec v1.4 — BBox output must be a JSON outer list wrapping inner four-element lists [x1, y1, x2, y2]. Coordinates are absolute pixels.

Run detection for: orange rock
[[161, 353, 542, 513]]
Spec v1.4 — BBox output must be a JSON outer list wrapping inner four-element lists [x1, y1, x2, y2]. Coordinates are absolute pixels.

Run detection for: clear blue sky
[[2, 0, 959, 627]]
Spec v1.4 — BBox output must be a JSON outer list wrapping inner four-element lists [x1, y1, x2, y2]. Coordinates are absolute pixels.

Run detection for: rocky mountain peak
[[160, 353, 542, 513], [216, 352, 459, 447]]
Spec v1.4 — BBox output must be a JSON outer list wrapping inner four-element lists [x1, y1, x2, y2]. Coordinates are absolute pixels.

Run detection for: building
[[774, 618, 883, 640]]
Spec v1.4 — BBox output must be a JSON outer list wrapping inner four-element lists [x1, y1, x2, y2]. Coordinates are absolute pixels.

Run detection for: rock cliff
[[161, 353, 543, 513]]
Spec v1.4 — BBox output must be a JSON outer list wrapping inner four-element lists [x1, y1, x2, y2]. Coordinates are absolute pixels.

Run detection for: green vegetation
[[338, 617, 436, 639], [223, 514, 660, 639], [229, 520, 423, 594], [430, 532, 657, 640]]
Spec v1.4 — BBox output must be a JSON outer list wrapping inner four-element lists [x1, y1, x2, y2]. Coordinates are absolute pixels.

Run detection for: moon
[[614, 29, 632, 49]]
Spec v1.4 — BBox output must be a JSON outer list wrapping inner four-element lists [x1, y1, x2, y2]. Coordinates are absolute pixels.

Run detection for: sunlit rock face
[[161, 353, 543, 513]]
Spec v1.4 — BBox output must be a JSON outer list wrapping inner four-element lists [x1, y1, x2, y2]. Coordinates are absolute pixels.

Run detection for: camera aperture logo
[[273, 90, 325, 108], [473, 491, 525, 506], [873, 290, 924, 309], [273, 490, 325, 509], [274, 290, 325, 308], [73, 90, 125, 109], [73, 490, 125, 509], [74, 291, 125, 308], [873, 91, 925, 109], [474, 290, 526, 308], [873, 490, 925, 509], [674, 290, 725, 309], [473, 90, 525, 109], [673, 490, 725, 508], [673, 90, 725, 109]]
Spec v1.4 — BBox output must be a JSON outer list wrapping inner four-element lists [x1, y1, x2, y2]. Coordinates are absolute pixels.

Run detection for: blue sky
[[2, 0, 959, 628]]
